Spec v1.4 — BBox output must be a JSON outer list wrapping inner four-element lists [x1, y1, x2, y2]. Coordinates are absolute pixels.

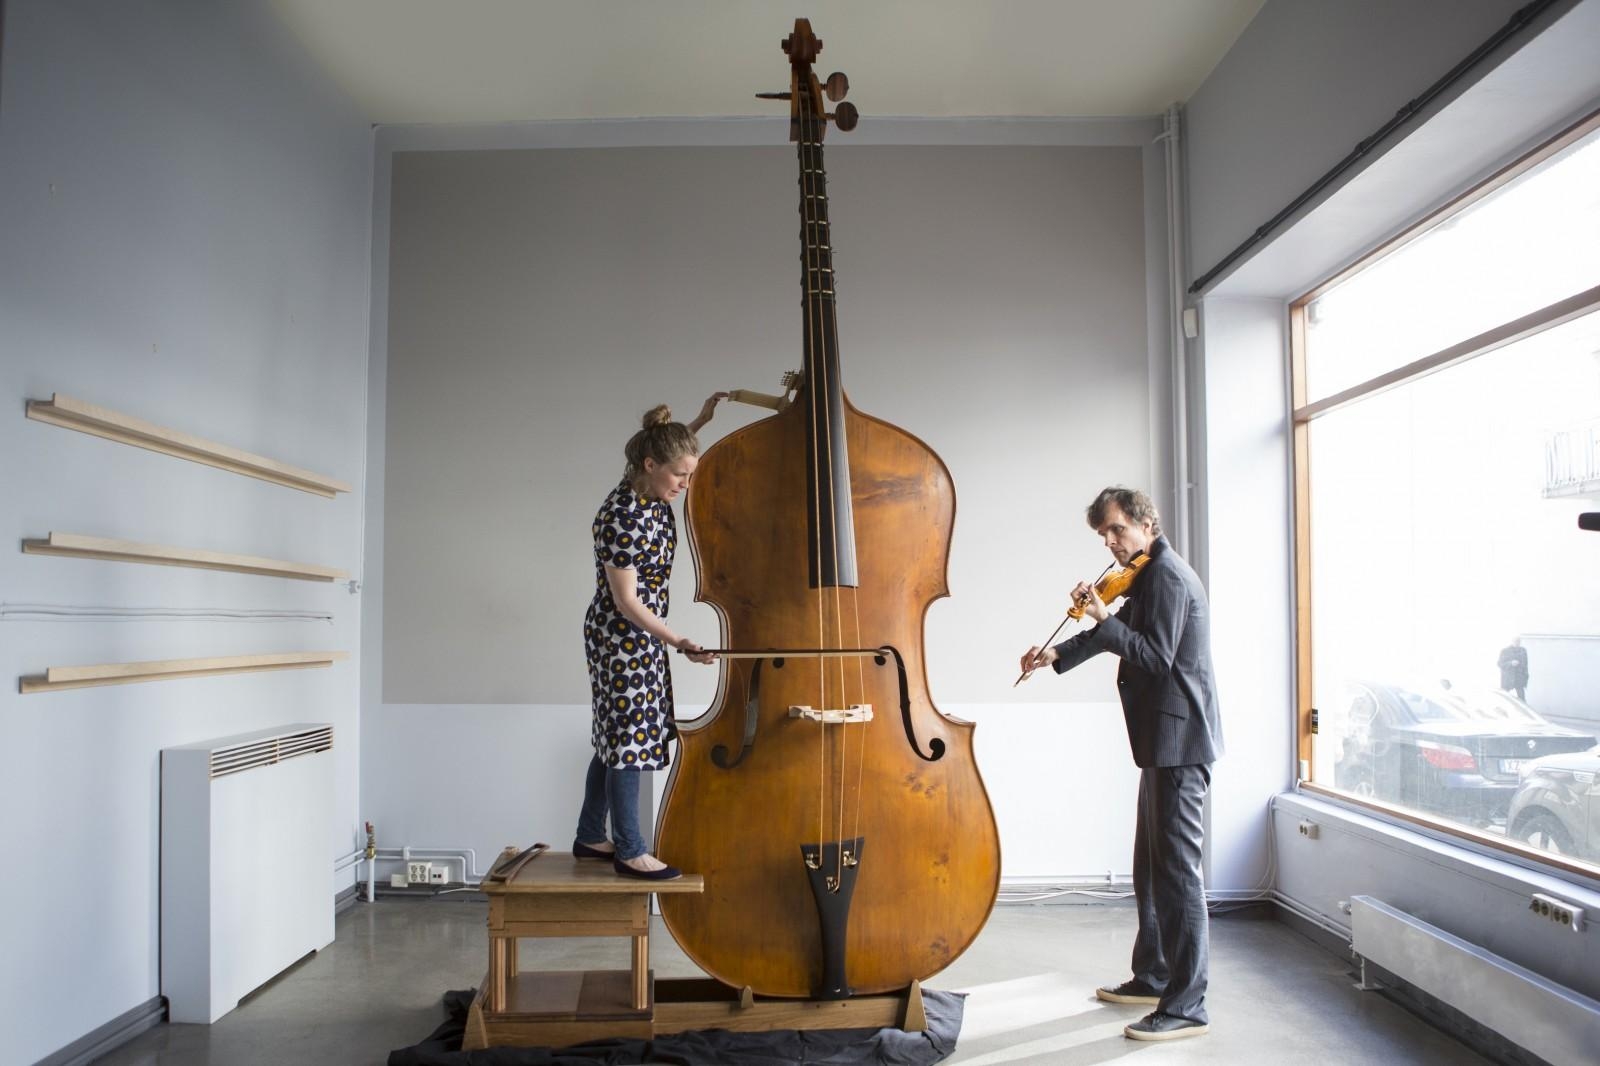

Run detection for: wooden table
[[465, 851, 704, 1050]]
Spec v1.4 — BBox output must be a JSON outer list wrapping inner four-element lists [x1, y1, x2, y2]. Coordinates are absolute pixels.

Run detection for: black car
[[1507, 745, 1600, 860], [1331, 681, 1597, 826]]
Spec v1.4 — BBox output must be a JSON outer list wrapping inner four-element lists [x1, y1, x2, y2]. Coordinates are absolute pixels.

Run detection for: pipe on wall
[[1162, 103, 1193, 559]]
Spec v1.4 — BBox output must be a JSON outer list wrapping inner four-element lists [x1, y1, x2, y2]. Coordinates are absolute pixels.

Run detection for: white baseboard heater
[[1350, 895, 1600, 1065], [161, 724, 336, 1023]]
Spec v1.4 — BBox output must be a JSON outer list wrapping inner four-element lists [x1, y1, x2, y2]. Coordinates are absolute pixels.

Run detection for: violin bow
[[1013, 561, 1115, 687]]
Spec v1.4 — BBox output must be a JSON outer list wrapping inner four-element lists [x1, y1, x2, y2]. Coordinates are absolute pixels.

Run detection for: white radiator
[[1350, 895, 1600, 1066], [161, 724, 336, 1023]]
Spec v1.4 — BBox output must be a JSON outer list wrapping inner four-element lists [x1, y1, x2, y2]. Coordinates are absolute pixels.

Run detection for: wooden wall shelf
[[25, 393, 352, 497], [20, 651, 349, 694], [23, 532, 348, 582]]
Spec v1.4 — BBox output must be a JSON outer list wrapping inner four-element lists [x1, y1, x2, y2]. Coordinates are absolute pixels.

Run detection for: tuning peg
[[830, 102, 859, 132], [755, 91, 792, 100], [824, 72, 849, 102]]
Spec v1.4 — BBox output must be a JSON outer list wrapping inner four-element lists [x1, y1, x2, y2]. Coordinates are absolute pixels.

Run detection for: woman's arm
[[687, 392, 730, 434], [604, 565, 714, 662]]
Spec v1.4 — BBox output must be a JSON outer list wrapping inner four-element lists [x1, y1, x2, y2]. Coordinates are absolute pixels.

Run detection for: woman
[[575, 394, 725, 880]]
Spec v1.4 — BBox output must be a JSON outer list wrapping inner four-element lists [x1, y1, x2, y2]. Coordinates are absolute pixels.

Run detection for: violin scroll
[[773, 19, 860, 140]]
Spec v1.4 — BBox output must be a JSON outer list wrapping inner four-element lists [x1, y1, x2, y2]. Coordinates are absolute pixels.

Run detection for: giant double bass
[[656, 20, 1001, 1000]]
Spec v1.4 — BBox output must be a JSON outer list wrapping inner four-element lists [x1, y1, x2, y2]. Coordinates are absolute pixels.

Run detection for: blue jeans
[[575, 754, 647, 861]]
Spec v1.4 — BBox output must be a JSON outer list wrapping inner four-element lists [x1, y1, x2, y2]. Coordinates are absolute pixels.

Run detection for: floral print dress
[[583, 480, 678, 769]]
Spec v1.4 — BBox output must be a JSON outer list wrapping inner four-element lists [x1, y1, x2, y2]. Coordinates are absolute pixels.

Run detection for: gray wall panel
[[381, 144, 1153, 706]]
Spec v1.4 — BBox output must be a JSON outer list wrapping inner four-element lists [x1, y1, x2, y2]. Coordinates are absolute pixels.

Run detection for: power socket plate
[[1530, 892, 1586, 931]]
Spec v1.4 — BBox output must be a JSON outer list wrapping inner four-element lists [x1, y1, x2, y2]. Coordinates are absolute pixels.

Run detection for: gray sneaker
[[1124, 1011, 1210, 1041], [1095, 979, 1161, 1005]]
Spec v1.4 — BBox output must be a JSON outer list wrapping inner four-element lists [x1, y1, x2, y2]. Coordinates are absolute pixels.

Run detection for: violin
[[1015, 550, 1151, 685], [1068, 551, 1151, 618]]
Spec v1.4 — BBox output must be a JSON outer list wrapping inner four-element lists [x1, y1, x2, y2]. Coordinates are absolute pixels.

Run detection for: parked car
[[1507, 746, 1600, 861], [1331, 681, 1596, 826]]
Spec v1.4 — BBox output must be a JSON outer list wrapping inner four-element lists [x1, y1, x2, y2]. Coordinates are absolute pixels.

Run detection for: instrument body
[[655, 19, 1000, 999], [1069, 551, 1152, 620]]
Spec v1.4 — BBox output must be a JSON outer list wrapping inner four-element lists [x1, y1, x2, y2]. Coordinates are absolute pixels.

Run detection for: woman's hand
[[676, 636, 717, 665], [688, 391, 730, 433]]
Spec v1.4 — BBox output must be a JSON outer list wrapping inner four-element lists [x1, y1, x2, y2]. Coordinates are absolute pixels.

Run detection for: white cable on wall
[[0, 603, 333, 624]]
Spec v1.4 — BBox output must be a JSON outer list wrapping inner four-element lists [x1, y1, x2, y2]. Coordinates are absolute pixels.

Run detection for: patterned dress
[[583, 480, 678, 769]]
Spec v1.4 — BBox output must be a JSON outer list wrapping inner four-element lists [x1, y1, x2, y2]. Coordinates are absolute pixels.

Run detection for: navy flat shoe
[[613, 857, 682, 881], [572, 840, 614, 860]]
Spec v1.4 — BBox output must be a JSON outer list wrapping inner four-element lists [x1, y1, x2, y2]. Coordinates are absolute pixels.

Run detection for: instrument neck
[[796, 97, 857, 588]]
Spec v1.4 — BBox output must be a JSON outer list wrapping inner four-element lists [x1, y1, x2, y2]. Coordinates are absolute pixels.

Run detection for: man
[[1020, 486, 1224, 1042], [1498, 638, 1529, 701]]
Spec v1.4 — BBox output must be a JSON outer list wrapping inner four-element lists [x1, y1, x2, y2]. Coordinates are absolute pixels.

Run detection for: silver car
[[1507, 745, 1600, 859]]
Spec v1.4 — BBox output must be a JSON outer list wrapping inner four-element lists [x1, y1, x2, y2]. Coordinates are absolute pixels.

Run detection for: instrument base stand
[[466, 974, 926, 1050]]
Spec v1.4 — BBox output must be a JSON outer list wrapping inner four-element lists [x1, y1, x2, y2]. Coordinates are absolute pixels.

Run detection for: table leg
[[632, 933, 649, 1010], [489, 936, 506, 1013]]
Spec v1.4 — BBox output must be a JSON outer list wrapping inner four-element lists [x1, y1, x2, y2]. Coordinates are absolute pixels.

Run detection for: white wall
[[1186, 0, 1600, 1002], [1186, 0, 1568, 289], [362, 119, 1175, 887], [1274, 792, 1600, 1001], [0, 3, 371, 1061], [1191, 297, 1295, 892]]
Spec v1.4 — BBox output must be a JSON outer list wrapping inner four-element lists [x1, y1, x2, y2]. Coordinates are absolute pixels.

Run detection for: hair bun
[[642, 404, 672, 429]]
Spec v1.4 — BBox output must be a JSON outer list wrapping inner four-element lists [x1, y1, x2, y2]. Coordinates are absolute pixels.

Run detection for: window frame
[[1290, 106, 1600, 880]]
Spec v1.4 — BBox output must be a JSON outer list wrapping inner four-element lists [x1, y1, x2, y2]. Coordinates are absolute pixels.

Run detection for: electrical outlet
[[1297, 819, 1319, 839], [406, 861, 432, 885], [428, 865, 449, 884], [1529, 892, 1586, 931]]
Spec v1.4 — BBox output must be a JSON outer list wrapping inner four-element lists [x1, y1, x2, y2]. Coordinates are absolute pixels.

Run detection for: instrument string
[[801, 94, 829, 859], [826, 133, 868, 858], [814, 106, 847, 879], [805, 94, 851, 887], [812, 101, 851, 877]]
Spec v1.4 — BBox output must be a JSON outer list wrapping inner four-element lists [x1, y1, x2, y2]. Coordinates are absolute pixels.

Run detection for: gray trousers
[[1131, 763, 1211, 1023]]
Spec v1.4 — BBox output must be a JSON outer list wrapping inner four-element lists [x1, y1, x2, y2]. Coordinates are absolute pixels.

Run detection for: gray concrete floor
[[96, 900, 1489, 1065]]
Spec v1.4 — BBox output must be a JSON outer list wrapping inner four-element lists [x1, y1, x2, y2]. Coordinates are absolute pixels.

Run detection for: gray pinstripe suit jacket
[[1052, 535, 1224, 768]]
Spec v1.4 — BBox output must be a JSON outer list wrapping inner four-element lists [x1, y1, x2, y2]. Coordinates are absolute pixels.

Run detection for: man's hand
[[1071, 580, 1109, 623], [1018, 645, 1058, 679]]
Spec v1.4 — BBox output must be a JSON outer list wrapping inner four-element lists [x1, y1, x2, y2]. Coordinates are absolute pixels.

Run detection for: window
[[1293, 111, 1600, 876]]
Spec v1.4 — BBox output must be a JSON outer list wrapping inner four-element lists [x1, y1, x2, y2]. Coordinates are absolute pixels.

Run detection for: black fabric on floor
[[387, 988, 964, 1066]]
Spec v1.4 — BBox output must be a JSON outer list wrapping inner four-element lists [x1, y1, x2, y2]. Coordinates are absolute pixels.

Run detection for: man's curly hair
[[1086, 486, 1161, 536]]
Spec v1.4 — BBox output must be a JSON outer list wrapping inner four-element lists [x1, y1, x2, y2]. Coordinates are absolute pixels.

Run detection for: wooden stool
[[464, 851, 704, 1050]]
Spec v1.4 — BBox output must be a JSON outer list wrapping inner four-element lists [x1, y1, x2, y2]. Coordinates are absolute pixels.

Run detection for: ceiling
[[267, 0, 1265, 126]]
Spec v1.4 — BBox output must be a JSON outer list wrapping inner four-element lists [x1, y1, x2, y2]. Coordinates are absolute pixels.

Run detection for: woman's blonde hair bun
[[624, 404, 698, 481]]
